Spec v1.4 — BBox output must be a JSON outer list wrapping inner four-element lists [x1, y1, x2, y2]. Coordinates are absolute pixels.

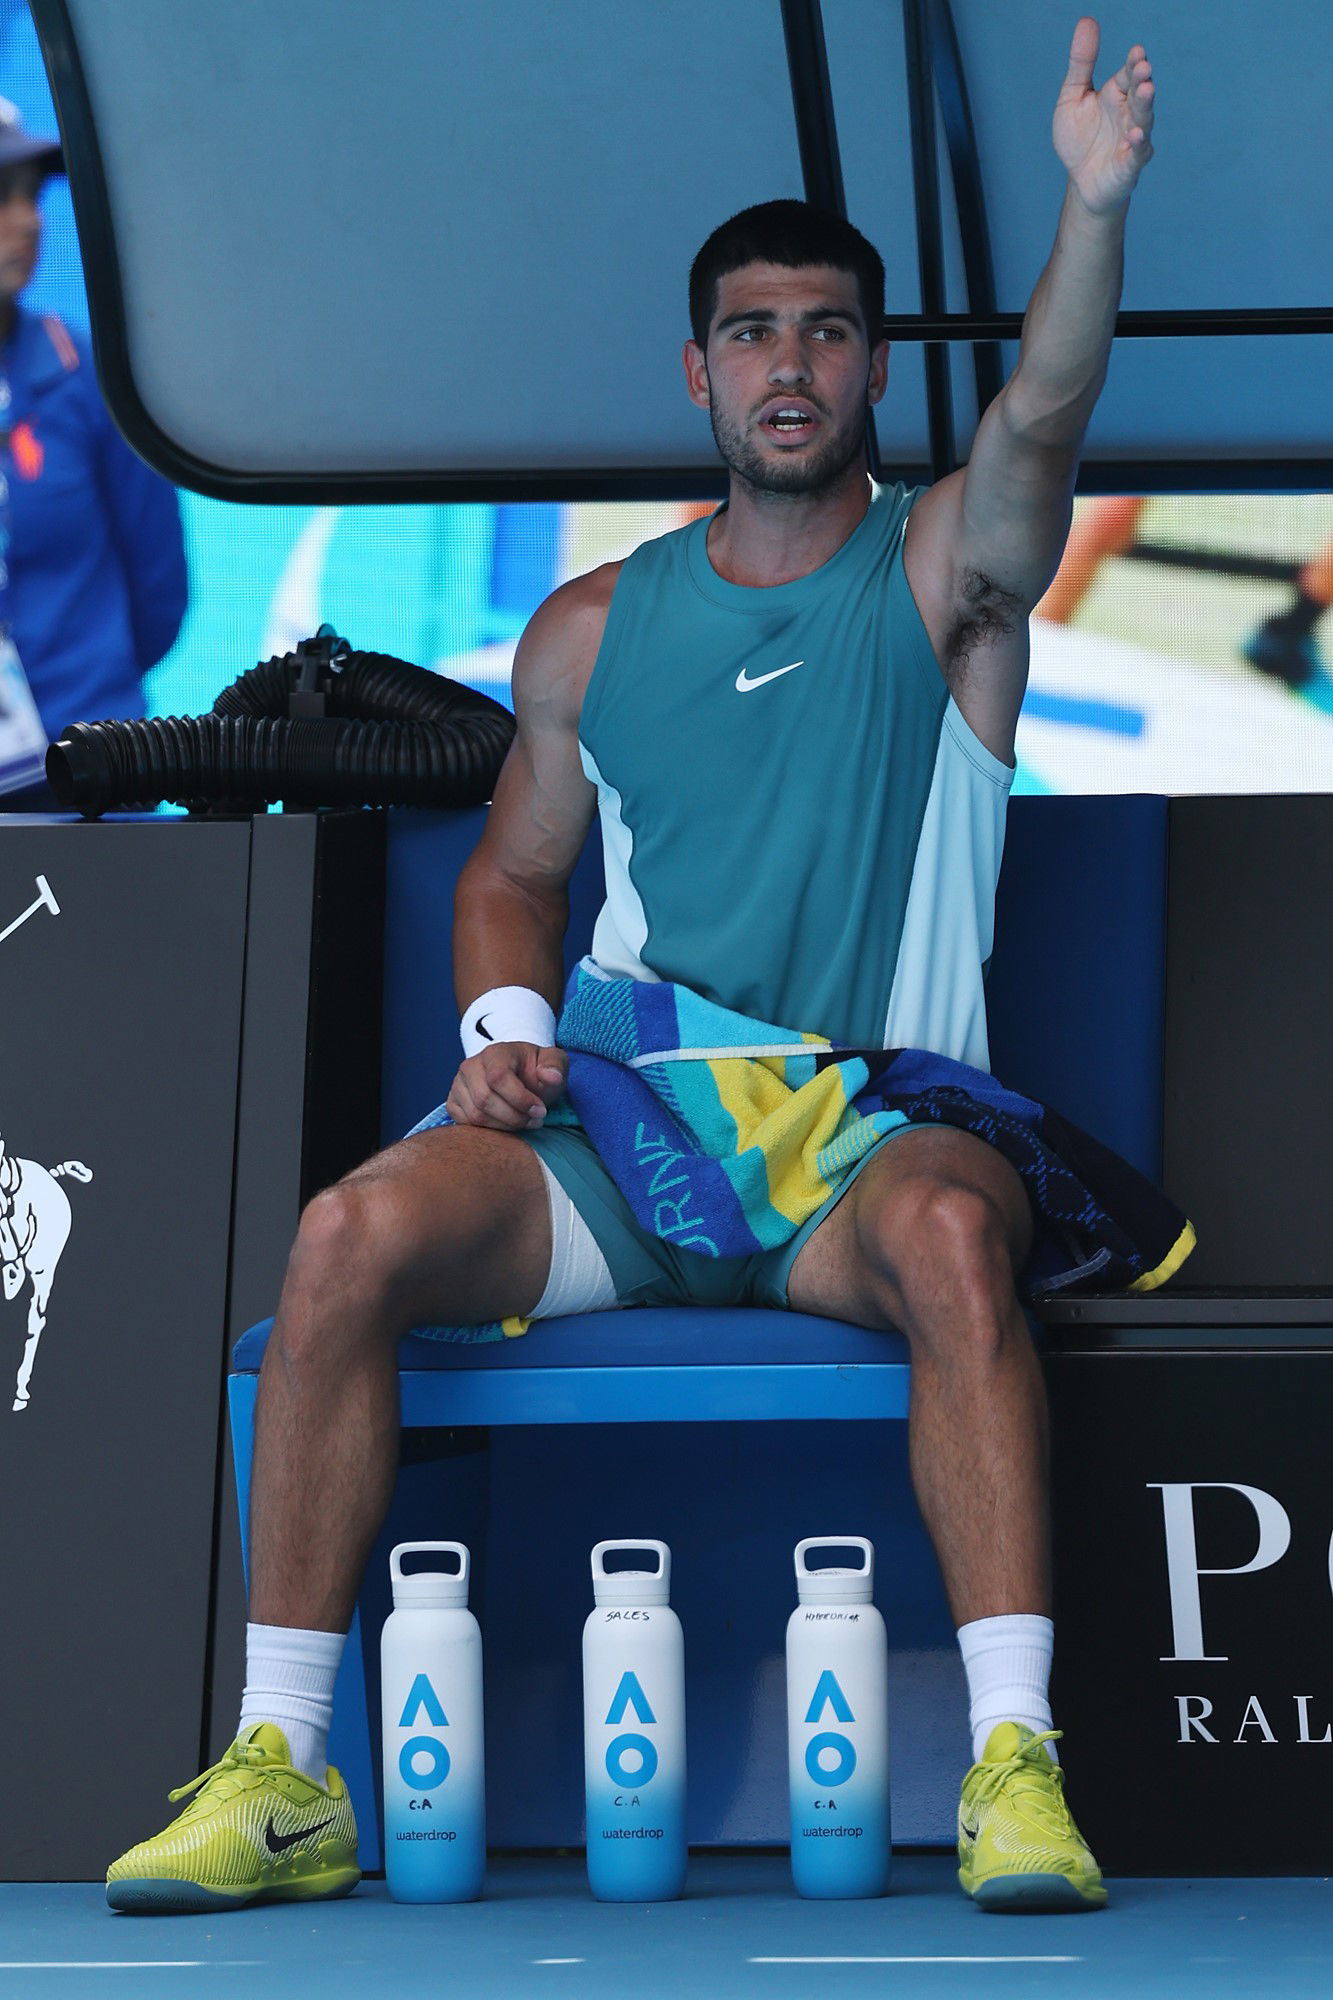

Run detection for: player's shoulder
[[901, 469, 965, 606], [522, 559, 622, 656], [511, 560, 623, 721], [541, 558, 622, 630]]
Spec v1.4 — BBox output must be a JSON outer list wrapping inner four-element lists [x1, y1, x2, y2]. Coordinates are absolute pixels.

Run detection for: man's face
[[0, 163, 45, 302], [684, 261, 888, 499]]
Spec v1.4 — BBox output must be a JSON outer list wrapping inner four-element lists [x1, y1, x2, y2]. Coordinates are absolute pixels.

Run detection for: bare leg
[[787, 1126, 1045, 1623], [1034, 495, 1146, 626], [1301, 539, 1333, 608], [249, 1125, 553, 1633]]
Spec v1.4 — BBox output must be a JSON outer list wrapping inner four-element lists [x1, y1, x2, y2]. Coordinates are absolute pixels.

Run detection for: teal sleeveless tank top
[[578, 481, 1014, 1064]]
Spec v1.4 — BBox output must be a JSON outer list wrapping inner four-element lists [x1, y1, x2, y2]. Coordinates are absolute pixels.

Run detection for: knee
[[861, 1178, 1020, 1340], [280, 1176, 405, 1335]]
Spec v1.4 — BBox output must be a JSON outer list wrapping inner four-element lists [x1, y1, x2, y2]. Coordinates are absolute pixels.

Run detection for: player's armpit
[[951, 565, 1028, 679], [904, 401, 1078, 763]]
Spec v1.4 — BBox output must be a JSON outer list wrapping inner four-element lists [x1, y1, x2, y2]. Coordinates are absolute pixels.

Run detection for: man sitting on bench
[[108, 17, 1156, 1916]]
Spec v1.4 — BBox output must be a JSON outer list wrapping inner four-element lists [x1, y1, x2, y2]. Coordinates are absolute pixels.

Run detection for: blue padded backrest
[[382, 796, 1168, 1177], [987, 795, 1167, 1182]]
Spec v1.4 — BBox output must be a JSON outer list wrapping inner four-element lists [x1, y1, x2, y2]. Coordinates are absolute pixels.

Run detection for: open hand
[[1054, 17, 1155, 216], [446, 1041, 568, 1131]]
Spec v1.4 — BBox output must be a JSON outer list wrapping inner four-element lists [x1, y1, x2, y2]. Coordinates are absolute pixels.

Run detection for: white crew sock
[[237, 1622, 347, 1783], [957, 1613, 1058, 1765]]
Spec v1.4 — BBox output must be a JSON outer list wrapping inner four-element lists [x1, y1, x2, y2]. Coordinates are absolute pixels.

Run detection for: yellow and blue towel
[[410, 966, 1195, 1341]]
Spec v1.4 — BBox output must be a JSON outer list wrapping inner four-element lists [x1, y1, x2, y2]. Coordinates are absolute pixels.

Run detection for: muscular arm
[[454, 565, 615, 1011], [447, 566, 615, 1130], [904, 19, 1155, 763]]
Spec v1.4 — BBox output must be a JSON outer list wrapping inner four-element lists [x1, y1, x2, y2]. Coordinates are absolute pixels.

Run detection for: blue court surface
[[3, 1856, 1331, 1999]]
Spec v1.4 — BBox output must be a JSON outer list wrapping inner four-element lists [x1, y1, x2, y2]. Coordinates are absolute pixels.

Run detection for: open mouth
[[757, 400, 821, 442]]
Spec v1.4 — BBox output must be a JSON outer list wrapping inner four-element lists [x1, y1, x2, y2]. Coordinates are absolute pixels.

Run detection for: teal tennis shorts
[[521, 1118, 925, 1311]]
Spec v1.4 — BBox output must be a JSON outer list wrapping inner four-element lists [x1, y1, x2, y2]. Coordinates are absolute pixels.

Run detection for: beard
[[707, 391, 868, 500]]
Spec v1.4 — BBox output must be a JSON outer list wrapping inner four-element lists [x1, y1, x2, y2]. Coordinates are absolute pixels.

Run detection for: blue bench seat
[[230, 1308, 911, 1425]]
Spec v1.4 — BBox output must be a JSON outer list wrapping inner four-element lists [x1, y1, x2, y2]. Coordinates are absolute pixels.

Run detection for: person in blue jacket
[[0, 99, 186, 806]]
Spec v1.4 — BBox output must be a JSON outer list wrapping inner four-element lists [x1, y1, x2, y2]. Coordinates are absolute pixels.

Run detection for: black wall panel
[[1049, 1346, 1333, 1875], [0, 812, 383, 1879], [224, 812, 385, 1347], [1164, 797, 1333, 1286], [0, 820, 249, 1880]]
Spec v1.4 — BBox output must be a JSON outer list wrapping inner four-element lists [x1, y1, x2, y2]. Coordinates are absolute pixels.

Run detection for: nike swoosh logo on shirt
[[735, 659, 805, 693], [265, 1813, 336, 1855]]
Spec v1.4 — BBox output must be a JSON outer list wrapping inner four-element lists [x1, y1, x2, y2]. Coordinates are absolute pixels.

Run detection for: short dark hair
[[688, 199, 886, 349]]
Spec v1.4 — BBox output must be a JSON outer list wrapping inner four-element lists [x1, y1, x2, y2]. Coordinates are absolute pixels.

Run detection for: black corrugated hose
[[44, 627, 517, 815]]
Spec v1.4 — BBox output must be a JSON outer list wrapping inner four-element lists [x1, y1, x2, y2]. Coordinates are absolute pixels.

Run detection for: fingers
[[1124, 51, 1155, 145], [1054, 23, 1155, 199], [1063, 15, 1100, 91], [1110, 45, 1152, 105], [1092, 40, 1153, 159], [1067, 23, 1155, 133], [446, 1042, 565, 1131], [519, 1044, 569, 1106]]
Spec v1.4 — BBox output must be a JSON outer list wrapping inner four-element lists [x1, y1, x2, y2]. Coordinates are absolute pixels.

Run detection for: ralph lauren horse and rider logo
[[1, 872, 92, 1413]]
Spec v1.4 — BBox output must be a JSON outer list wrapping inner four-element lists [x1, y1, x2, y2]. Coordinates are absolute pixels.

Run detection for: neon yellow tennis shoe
[[106, 1723, 360, 1913], [957, 1723, 1107, 1912]]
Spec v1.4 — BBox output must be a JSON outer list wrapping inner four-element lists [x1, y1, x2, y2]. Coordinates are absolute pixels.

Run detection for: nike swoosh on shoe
[[264, 1814, 336, 1855]]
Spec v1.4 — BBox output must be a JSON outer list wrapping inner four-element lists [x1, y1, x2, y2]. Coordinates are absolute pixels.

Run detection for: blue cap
[[0, 99, 62, 177]]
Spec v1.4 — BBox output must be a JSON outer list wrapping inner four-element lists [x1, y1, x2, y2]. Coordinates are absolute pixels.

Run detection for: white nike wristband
[[460, 985, 558, 1059]]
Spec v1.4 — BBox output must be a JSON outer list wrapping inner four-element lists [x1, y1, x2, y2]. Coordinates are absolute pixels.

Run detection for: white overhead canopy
[[33, 0, 1333, 499]]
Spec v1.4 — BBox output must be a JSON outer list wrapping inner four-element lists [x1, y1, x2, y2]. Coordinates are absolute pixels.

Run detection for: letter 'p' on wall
[[1148, 1483, 1292, 1662]]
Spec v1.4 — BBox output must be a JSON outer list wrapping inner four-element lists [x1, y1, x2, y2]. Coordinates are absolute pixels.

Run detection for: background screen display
[[5, 3, 1330, 797]]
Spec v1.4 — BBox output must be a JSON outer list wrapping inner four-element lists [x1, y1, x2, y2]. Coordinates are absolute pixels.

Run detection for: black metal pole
[[778, 0, 847, 214], [881, 305, 1333, 340], [928, 0, 1004, 414], [778, 0, 884, 479], [902, 0, 957, 481]]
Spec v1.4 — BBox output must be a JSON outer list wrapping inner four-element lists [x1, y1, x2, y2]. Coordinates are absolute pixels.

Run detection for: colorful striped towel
[[408, 965, 1195, 1341]]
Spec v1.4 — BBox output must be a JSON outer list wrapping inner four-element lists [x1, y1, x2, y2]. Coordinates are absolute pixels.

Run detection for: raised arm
[[447, 565, 614, 1129], [904, 16, 1156, 762]]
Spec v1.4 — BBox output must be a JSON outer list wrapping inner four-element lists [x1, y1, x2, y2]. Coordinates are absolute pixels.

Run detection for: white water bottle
[[786, 1536, 891, 1898], [582, 1539, 687, 1902], [381, 1541, 485, 1902]]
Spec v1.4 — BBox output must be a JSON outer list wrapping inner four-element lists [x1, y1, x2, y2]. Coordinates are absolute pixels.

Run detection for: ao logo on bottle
[[804, 1669, 857, 1786], [605, 1670, 658, 1790], [398, 1672, 451, 1793]]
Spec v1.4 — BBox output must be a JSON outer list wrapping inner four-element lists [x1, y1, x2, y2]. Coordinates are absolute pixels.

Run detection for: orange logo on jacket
[[11, 422, 42, 481]]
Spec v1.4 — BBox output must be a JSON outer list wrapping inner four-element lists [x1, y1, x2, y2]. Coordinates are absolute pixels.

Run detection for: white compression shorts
[[530, 1153, 619, 1319]]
